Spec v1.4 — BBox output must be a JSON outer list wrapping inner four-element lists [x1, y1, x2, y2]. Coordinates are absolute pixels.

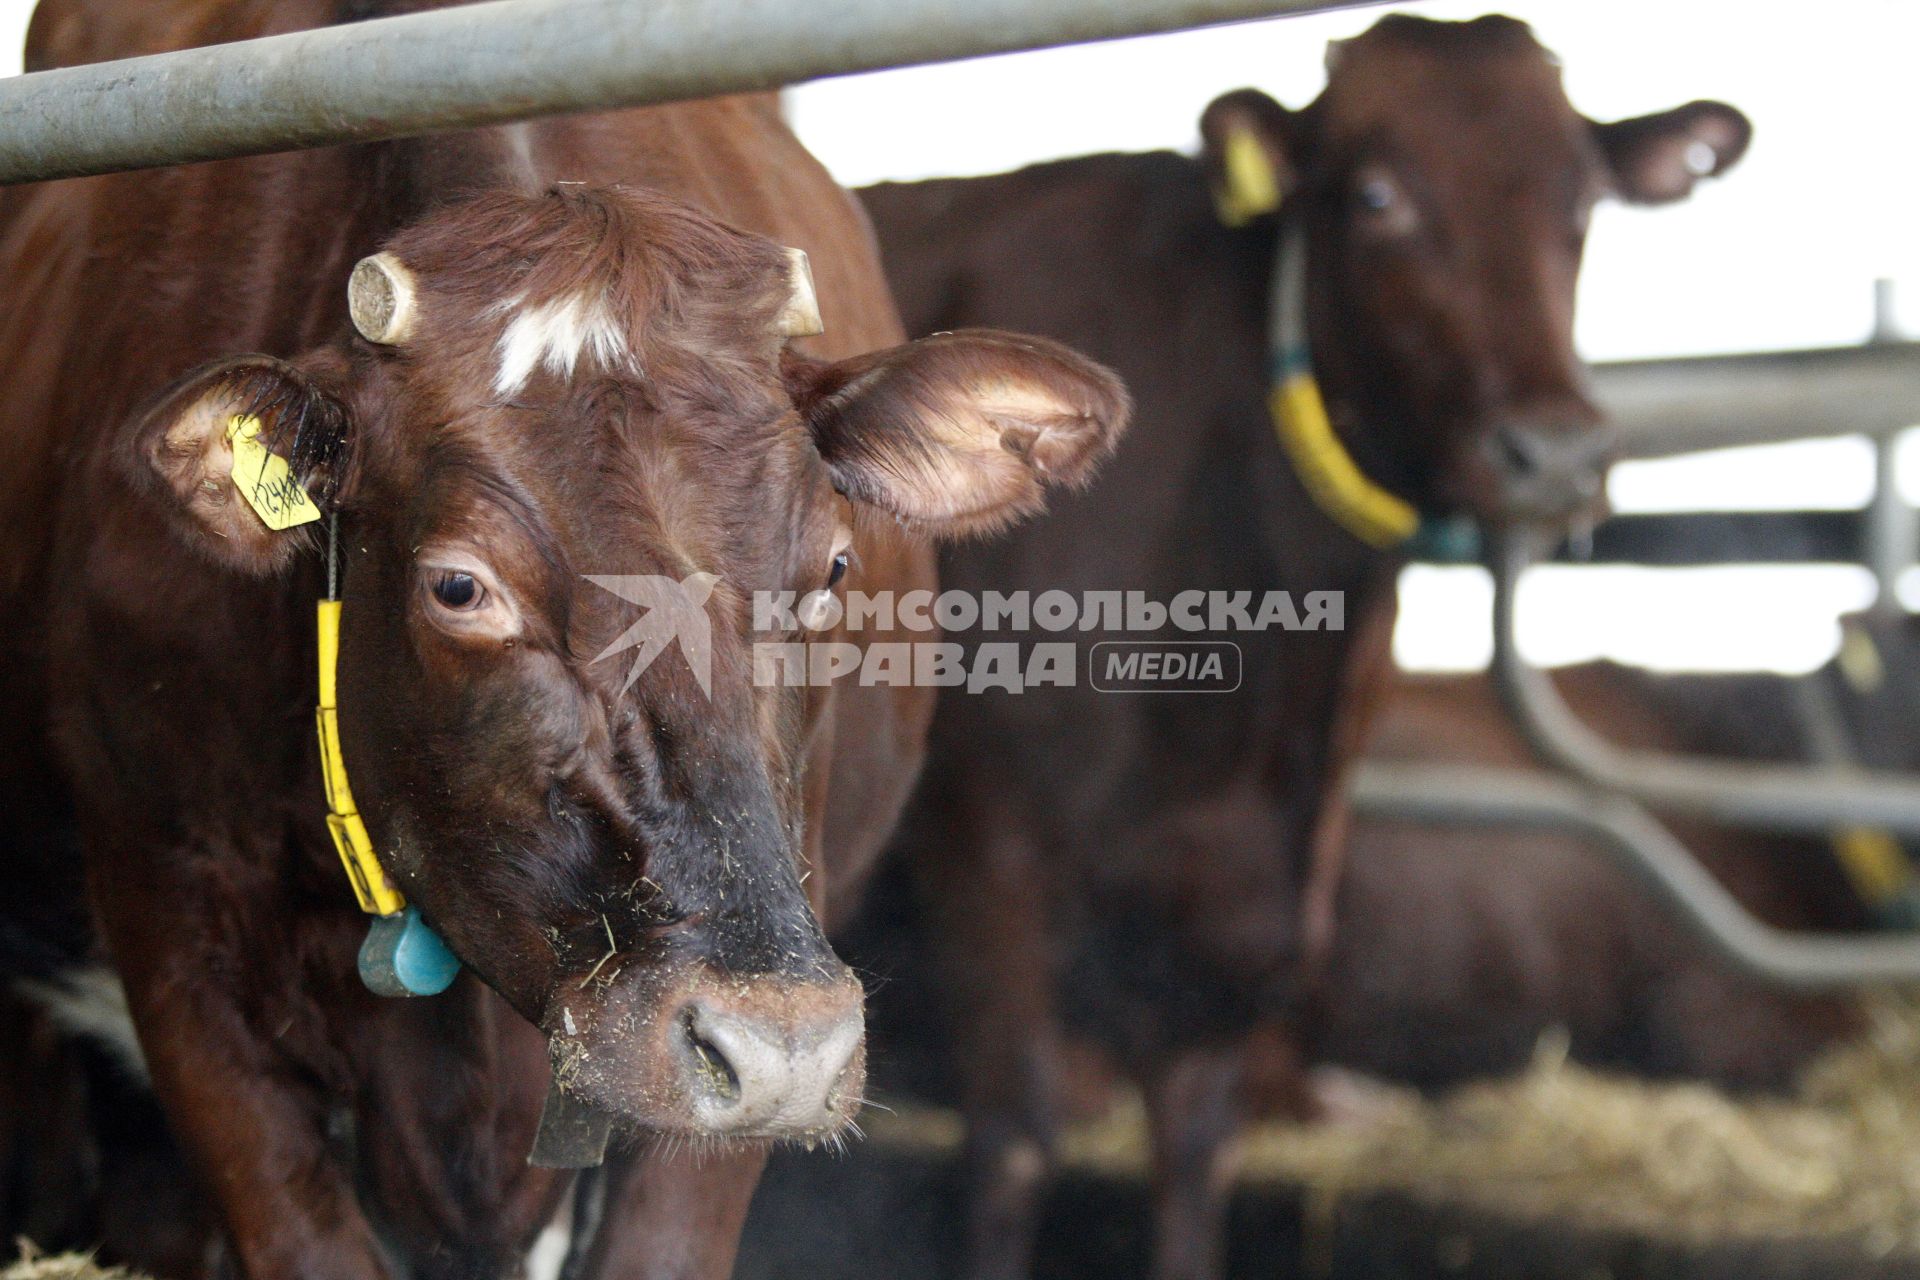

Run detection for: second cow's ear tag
[[1216, 127, 1285, 227], [358, 905, 462, 998], [228, 414, 322, 530]]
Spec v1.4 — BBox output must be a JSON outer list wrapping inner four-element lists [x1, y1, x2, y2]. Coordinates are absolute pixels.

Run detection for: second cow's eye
[[433, 571, 484, 610], [1351, 165, 1421, 240]]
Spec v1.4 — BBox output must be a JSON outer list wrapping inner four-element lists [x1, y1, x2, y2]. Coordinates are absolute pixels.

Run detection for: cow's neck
[[1240, 210, 1412, 615], [1241, 207, 1415, 772], [1293, 211, 1435, 546]]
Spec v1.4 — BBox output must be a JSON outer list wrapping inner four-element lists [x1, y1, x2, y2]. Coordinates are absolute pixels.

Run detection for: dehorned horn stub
[[777, 246, 825, 338], [349, 253, 418, 344]]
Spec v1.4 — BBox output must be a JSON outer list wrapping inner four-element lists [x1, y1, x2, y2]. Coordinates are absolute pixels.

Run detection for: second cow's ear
[[1594, 100, 1752, 204], [1199, 88, 1300, 226], [786, 330, 1129, 539], [133, 354, 352, 575]]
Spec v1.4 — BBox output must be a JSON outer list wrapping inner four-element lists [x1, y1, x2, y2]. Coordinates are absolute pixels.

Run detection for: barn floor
[[738, 1150, 1920, 1280], [14, 999, 1920, 1280], [737, 994, 1920, 1280]]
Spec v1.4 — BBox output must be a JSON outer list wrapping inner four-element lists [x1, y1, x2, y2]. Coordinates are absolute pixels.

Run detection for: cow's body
[[0, 96, 845, 1280], [1312, 664, 1865, 1095], [872, 151, 1401, 1280], [860, 16, 1748, 1280], [835, 662, 1872, 1159], [0, 2, 1128, 1277]]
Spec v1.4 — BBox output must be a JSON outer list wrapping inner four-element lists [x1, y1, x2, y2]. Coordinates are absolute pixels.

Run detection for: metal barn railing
[[0, 0, 1376, 184], [1488, 525, 1920, 838], [1351, 763, 1920, 989], [1356, 334, 1920, 987]]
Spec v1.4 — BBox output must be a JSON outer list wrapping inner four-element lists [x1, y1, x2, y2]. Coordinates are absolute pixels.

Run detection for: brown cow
[[1310, 664, 1866, 1096], [860, 15, 1749, 1280], [0, 1, 1125, 1277]]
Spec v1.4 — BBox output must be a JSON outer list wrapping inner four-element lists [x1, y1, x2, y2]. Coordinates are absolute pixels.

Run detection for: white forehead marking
[[494, 290, 632, 396]]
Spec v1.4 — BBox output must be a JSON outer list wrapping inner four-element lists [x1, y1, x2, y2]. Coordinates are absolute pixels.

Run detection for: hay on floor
[[3, 1247, 148, 1280], [868, 991, 1920, 1256], [1225, 993, 1920, 1254]]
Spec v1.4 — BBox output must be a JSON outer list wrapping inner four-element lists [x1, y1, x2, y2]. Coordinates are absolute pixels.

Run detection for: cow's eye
[[432, 571, 483, 610], [415, 554, 519, 639], [827, 551, 850, 589], [1351, 166, 1419, 239]]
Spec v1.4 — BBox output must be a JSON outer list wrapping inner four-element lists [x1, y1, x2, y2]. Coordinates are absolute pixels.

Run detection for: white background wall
[[2, 0, 1911, 672]]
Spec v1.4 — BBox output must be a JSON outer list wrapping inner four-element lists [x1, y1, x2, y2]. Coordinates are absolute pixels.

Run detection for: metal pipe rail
[[1351, 762, 1920, 987], [1593, 340, 1920, 459], [1490, 526, 1920, 835], [0, 0, 1376, 185]]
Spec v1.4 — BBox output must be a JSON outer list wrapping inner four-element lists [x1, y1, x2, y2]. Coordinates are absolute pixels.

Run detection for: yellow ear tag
[[1838, 622, 1887, 694], [1217, 128, 1284, 227], [228, 414, 321, 531]]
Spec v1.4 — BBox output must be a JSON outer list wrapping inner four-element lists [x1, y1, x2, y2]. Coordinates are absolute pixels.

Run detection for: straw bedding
[[867, 992, 1920, 1257]]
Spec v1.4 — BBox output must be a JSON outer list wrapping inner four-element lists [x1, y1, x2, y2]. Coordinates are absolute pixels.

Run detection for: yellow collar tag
[[316, 598, 406, 917], [1837, 623, 1887, 694], [229, 415, 322, 531], [1825, 625, 1914, 908], [1268, 374, 1419, 549], [1831, 826, 1915, 909]]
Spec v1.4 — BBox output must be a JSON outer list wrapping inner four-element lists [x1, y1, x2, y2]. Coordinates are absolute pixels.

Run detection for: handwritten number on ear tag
[[228, 414, 321, 531]]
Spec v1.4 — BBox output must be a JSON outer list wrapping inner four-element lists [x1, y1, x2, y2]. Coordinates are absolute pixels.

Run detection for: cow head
[[1200, 14, 1750, 527], [134, 186, 1127, 1140]]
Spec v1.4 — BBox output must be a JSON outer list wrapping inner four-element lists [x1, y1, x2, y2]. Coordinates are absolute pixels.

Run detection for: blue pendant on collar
[[359, 905, 462, 998]]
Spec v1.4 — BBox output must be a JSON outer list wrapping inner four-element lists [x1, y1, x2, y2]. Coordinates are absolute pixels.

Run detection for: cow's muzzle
[[546, 962, 866, 1140], [1483, 420, 1614, 523]]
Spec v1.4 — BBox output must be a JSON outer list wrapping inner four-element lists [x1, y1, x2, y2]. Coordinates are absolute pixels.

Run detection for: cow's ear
[[133, 354, 351, 575], [1199, 89, 1299, 226], [1595, 101, 1751, 205], [786, 330, 1129, 539]]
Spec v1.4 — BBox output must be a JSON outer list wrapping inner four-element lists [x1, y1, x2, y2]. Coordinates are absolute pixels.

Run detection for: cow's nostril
[[823, 1062, 858, 1117], [669, 990, 866, 1135], [682, 1008, 741, 1103], [1496, 427, 1539, 477]]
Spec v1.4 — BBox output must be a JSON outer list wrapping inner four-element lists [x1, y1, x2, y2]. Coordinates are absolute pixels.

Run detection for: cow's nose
[[1486, 422, 1613, 516], [1491, 424, 1606, 483], [674, 981, 865, 1136]]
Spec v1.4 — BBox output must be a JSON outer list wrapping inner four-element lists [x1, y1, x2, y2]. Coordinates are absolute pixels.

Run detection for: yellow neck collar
[[1264, 220, 1419, 549], [316, 594, 407, 918], [1212, 131, 1421, 549]]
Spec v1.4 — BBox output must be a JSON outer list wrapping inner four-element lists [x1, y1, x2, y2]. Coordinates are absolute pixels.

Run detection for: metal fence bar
[[1868, 429, 1918, 609], [1489, 526, 1920, 836], [1352, 762, 1920, 987], [1594, 340, 1920, 459], [0, 0, 1377, 185]]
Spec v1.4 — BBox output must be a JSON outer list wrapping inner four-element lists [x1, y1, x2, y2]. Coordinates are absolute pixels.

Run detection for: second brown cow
[[861, 15, 1750, 1280]]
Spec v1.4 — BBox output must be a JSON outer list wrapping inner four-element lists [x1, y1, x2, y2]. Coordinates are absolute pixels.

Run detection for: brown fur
[[0, 1, 1126, 1277], [1307, 665, 1864, 1096], [860, 15, 1748, 1280]]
